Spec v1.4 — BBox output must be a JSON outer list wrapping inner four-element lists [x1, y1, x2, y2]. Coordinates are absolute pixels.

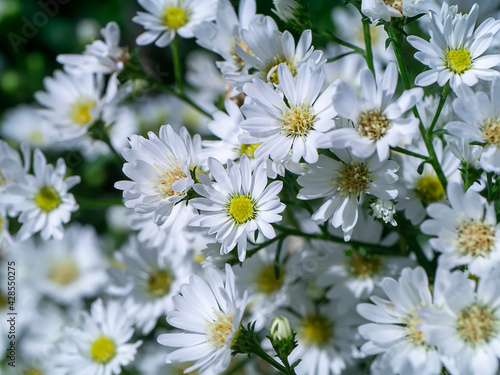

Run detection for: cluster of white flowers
[[2, 0, 500, 374]]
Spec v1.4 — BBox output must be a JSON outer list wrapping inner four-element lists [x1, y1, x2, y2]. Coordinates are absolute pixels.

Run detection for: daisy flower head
[[55, 299, 142, 375], [362, 0, 434, 23], [133, 0, 217, 48], [189, 155, 285, 262], [356, 266, 468, 375], [407, 3, 500, 91], [108, 238, 193, 335], [194, 0, 257, 74], [0, 140, 29, 199], [421, 182, 500, 274], [322, 63, 423, 161], [418, 270, 500, 375], [157, 264, 248, 374], [446, 78, 500, 173], [240, 63, 339, 164], [227, 15, 325, 87], [114, 125, 196, 225], [297, 150, 400, 241], [1, 149, 80, 241], [57, 22, 129, 75], [35, 69, 119, 141]]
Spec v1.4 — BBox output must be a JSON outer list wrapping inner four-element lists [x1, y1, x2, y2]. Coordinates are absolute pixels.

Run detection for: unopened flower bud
[[270, 316, 293, 342]]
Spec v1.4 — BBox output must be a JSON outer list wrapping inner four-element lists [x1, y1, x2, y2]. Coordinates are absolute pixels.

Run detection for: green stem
[[254, 346, 293, 374], [78, 197, 123, 208], [243, 235, 284, 260], [316, 31, 365, 55], [427, 82, 450, 137], [326, 51, 356, 63], [362, 17, 375, 76], [274, 236, 285, 279], [386, 22, 448, 191], [170, 37, 183, 94], [391, 146, 428, 160]]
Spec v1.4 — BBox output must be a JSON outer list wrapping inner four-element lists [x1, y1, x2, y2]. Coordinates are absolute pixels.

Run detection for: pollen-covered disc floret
[[189, 155, 285, 261], [422, 183, 500, 274], [298, 150, 400, 240], [133, 0, 217, 48], [54, 299, 142, 374], [323, 63, 422, 161], [408, 3, 500, 91], [158, 265, 247, 374], [115, 125, 195, 225], [240, 63, 339, 164]]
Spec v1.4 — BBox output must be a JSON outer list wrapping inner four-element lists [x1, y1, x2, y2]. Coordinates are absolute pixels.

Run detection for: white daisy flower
[[396, 139, 461, 225], [157, 264, 248, 374], [0, 105, 57, 149], [35, 70, 119, 140], [189, 155, 285, 262], [321, 63, 423, 161], [227, 15, 324, 86], [446, 79, 500, 173], [133, 0, 217, 48], [356, 266, 467, 375], [240, 63, 339, 164], [55, 299, 142, 375], [1, 149, 80, 241], [272, 0, 305, 26], [418, 270, 500, 375], [194, 0, 257, 74], [421, 182, 500, 274], [108, 238, 193, 335], [407, 3, 500, 91], [284, 291, 362, 375], [23, 224, 108, 305], [0, 140, 30, 210], [297, 150, 400, 241], [114, 125, 196, 225], [362, 0, 434, 22], [57, 22, 129, 75]]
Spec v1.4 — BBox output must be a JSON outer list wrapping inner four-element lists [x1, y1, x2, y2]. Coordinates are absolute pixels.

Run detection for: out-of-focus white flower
[[370, 199, 397, 226], [133, 0, 217, 48], [57, 22, 129, 75], [0, 149, 80, 241], [157, 264, 247, 374], [55, 299, 142, 375], [408, 3, 500, 91]]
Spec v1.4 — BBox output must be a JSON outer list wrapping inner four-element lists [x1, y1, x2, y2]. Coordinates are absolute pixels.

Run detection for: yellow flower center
[[347, 252, 381, 280], [255, 265, 285, 294], [48, 259, 80, 285], [266, 57, 296, 84], [90, 336, 116, 364], [69, 98, 97, 126], [298, 314, 333, 346], [25, 369, 44, 375], [163, 6, 189, 29], [482, 118, 500, 145], [357, 110, 391, 141], [228, 195, 255, 224], [446, 49, 472, 74], [0, 170, 6, 186], [206, 311, 234, 349], [35, 186, 61, 212], [415, 173, 445, 203], [154, 161, 188, 199], [403, 314, 428, 347], [456, 220, 496, 257], [383, 0, 403, 12], [281, 103, 316, 138], [336, 163, 372, 198], [232, 40, 253, 67], [0, 216, 3, 235], [146, 269, 174, 298], [240, 143, 261, 158], [456, 304, 498, 346]]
